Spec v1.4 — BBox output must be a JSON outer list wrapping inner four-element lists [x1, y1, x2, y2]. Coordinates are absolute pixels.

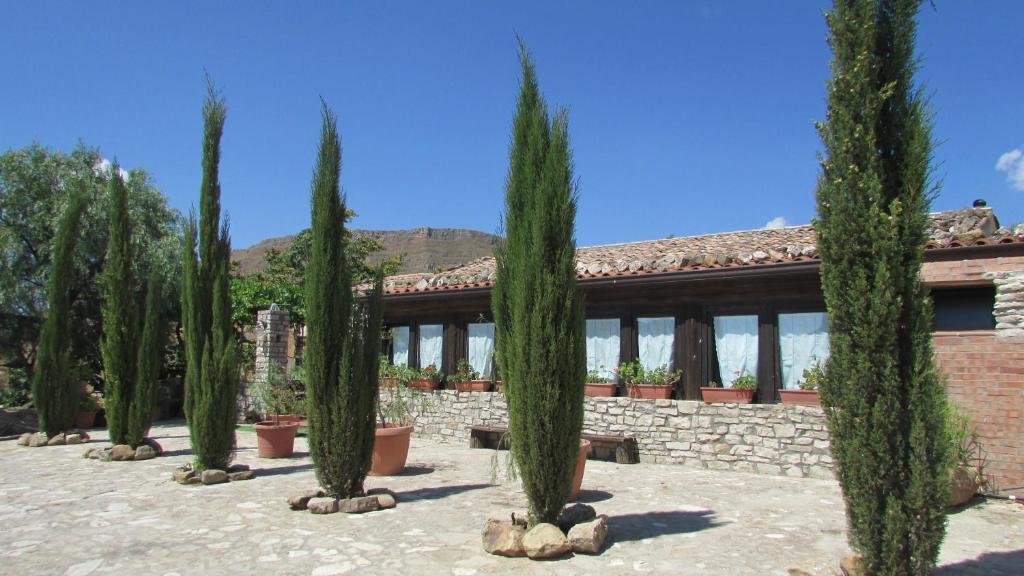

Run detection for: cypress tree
[[127, 272, 163, 448], [492, 42, 586, 526], [815, 1, 950, 573], [32, 188, 88, 436], [182, 83, 239, 471], [305, 103, 384, 498]]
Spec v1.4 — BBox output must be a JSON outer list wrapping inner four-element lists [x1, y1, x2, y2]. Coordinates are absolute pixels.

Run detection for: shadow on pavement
[[607, 509, 719, 543], [255, 462, 315, 477], [575, 489, 614, 503], [935, 548, 1024, 575], [397, 483, 492, 502]]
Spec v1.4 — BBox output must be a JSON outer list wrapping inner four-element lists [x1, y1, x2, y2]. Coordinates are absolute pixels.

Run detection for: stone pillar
[[988, 271, 1024, 338], [239, 305, 290, 419]]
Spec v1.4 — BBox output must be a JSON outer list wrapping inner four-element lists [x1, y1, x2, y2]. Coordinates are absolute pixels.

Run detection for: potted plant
[[947, 402, 981, 507], [408, 362, 441, 390], [701, 372, 756, 404], [451, 358, 492, 392], [372, 378, 430, 475], [378, 355, 399, 388], [618, 361, 680, 400], [584, 369, 617, 397], [76, 384, 104, 429], [780, 363, 823, 406], [252, 362, 301, 458]]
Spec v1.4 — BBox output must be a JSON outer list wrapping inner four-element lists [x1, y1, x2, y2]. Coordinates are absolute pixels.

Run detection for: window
[[637, 317, 674, 371], [586, 318, 620, 380], [932, 287, 996, 331], [391, 326, 410, 367], [418, 324, 443, 369], [468, 322, 495, 379], [713, 315, 758, 388], [778, 312, 830, 390]]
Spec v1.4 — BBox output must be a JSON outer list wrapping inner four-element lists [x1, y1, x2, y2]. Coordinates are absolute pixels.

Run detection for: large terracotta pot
[[584, 383, 617, 397], [408, 378, 439, 391], [74, 410, 97, 429], [273, 414, 303, 424], [569, 439, 593, 500], [370, 424, 414, 476], [701, 387, 755, 404], [454, 380, 492, 392], [627, 384, 674, 400], [254, 421, 299, 458], [779, 389, 820, 406]]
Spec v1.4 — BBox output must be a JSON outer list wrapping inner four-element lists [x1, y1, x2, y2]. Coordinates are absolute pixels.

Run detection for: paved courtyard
[[1, 421, 1021, 576]]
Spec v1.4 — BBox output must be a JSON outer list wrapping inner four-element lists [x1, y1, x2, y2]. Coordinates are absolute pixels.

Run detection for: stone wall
[[988, 271, 1024, 338], [239, 307, 290, 418], [389, 390, 834, 480]]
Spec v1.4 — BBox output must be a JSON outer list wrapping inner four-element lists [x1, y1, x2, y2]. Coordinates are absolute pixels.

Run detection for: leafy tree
[[0, 144, 181, 385], [100, 167, 164, 447], [32, 188, 87, 436], [492, 42, 586, 526], [305, 103, 384, 499], [182, 84, 239, 471], [815, 0, 950, 573]]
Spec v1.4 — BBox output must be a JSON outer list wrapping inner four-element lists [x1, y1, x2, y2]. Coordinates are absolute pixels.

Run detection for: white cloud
[[93, 158, 130, 181], [764, 216, 788, 229], [995, 148, 1024, 191]]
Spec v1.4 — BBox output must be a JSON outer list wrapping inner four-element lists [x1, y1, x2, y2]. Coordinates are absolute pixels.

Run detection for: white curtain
[[419, 324, 443, 369], [468, 322, 495, 379], [778, 312, 830, 390], [586, 318, 620, 380], [714, 315, 759, 388], [391, 326, 409, 367], [638, 317, 674, 371]]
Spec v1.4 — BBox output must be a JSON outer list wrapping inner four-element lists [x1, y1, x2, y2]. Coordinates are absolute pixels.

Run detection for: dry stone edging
[[18, 430, 91, 447], [522, 523, 571, 559], [82, 438, 164, 462], [288, 488, 397, 514], [484, 505, 609, 560], [171, 463, 253, 486]]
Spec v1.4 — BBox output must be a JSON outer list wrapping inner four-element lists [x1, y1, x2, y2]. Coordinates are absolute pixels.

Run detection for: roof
[[374, 207, 1023, 295]]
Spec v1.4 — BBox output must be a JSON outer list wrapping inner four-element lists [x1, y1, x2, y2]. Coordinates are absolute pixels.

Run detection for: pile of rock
[[17, 431, 89, 447], [172, 463, 255, 485], [483, 503, 608, 559], [288, 488, 397, 515], [83, 438, 164, 461]]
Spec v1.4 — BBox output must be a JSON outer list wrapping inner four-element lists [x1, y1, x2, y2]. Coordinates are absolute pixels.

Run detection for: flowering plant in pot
[[373, 379, 431, 475], [584, 368, 617, 397], [451, 358, 491, 392], [378, 355, 400, 388], [76, 384, 105, 429], [252, 361, 301, 458], [409, 363, 441, 390], [618, 361, 680, 400], [701, 372, 756, 404], [780, 362, 823, 406]]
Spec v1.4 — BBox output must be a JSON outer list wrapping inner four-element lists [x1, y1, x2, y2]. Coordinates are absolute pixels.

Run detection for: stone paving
[[1, 421, 1022, 576]]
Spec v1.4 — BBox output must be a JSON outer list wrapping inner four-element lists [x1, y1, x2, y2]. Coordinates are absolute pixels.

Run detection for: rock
[[65, 433, 83, 445], [17, 433, 32, 446], [134, 445, 157, 461], [288, 489, 326, 510], [482, 520, 526, 557], [375, 493, 396, 509], [337, 495, 381, 514], [94, 449, 113, 461], [110, 444, 136, 461], [172, 464, 195, 484], [141, 438, 163, 455], [567, 515, 608, 554], [83, 447, 99, 458], [28, 433, 48, 447], [46, 433, 65, 446], [556, 502, 596, 532], [200, 469, 228, 485], [840, 552, 865, 576], [307, 497, 340, 514], [522, 523, 571, 559], [227, 463, 250, 472], [228, 470, 255, 481], [949, 467, 977, 507]]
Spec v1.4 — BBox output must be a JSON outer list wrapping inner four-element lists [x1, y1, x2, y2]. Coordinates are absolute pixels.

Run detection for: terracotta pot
[[779, 389, 820, 406], [254, 421, 299, 458], [627, 384, 673, 400], [74, 410, 97, 429], [454, 380, 492, 392], [584, 383, 618, 397], [569, 439, 592, 500], [408, 378, 439, 391], [701, 387, 755, 404], [379, 377, 398, 389], [370, 424, 414, 476], [273, 414, 302, 424]]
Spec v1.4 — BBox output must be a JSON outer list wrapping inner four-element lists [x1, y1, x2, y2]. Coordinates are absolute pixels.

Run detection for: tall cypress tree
[[305, 103, 384, 498], [492, 42, 586, 526], [815, 1, 950, 573], [32, 188, 88, 436], [127, 272, 163, 448], [182, 83, 239, 471]]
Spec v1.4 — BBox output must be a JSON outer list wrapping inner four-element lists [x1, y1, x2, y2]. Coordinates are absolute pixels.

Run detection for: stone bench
[[468, 425, 638, 464]]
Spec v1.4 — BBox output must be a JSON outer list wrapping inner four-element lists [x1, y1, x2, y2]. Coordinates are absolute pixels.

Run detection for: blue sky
[[3, 1, 1021, 249]]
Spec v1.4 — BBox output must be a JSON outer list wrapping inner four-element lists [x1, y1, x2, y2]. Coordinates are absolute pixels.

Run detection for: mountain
[[231, 227, 500, 276]]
